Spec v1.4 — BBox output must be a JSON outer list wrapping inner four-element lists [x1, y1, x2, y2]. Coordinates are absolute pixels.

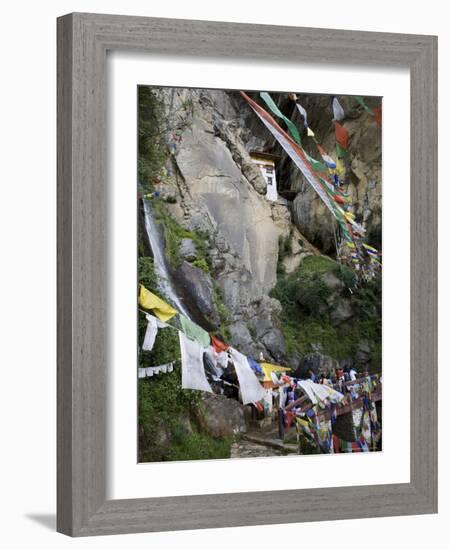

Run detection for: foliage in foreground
[[137, 252, 232, 463]]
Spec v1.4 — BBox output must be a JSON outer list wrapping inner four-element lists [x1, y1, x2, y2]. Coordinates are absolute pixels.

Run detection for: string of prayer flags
[[138, 362, 174, 379], [241, 91, 362, 257], [179, 331, 213, 393], [179, 314, 210, 347], [332, 97, 345, 121], [260, 92, 302, 145], [229, 348, 266, 405], [257, 91, 380, 277], [241, 91, 340, 220], [139, 284, 177, 322]]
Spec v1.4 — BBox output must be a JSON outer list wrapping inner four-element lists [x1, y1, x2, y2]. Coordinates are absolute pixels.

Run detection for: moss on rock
[[270, 255, 381, 371]]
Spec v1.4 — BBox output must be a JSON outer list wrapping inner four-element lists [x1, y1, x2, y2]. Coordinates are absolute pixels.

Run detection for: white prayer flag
[[297, 380, 344, 404], [296, 103, 308, 127], [332, 97, 345, 121], [229, 348, 265, 405], [142, 314, 158, 351], [179, 331, 213, 393]]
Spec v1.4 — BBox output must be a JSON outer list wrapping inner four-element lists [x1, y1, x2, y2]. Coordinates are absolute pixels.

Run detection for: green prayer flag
[[179, 314, 210, 347], [335, 142, 348, 158], [307, 155, 327, 173], [259, 92, 302, 145], [355, 96, 374, 115]]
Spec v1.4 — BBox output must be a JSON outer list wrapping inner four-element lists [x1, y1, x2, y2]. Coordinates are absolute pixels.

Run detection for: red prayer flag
[[335, 122, 349, 150], [373, 106, 382, 126], [211, 334, 229, 353]]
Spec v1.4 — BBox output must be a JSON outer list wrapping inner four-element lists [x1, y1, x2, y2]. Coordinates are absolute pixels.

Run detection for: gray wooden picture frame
[[57, 12, 438, 537]]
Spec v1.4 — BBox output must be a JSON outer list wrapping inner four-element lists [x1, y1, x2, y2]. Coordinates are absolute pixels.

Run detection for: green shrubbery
[[191, 257, 210, 273], [138, 256, 158, 291], [138, 362, 232, 462], [271, 255, 381, 369], [152, 200, 210, 272], [166, 432, 232, 462], [212, 283, 231, 340], [138, 87, 167, 189]]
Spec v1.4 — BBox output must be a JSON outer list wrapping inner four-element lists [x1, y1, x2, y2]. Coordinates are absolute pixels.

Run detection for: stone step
[[242, 434, 299, 454]]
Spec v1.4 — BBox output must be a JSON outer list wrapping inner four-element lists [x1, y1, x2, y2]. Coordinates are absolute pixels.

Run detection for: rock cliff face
[[275, 94, 382, 252], [152, 88, 313, 361], [141, 87, 381, 370]]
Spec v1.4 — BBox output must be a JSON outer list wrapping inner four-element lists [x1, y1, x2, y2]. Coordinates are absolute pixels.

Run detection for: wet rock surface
[[173, 261, 220, 328]]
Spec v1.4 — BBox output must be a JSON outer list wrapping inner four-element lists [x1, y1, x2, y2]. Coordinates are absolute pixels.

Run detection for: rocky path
[[230, 422, 300, 458], [230, 439, 282, 458]]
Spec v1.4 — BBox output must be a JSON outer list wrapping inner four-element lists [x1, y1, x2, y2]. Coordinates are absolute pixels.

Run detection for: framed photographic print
[[57, 13, 437, 536]]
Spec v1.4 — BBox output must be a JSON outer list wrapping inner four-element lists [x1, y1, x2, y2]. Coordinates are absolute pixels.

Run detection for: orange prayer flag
[[210, 334, 229, 353]]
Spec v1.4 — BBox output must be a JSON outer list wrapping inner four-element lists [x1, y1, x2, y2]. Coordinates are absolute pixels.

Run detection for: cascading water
[[142, 199, 191, 319]]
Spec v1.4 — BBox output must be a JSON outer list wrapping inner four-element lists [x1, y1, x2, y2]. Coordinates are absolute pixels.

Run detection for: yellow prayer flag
[[336, 158, 345, 176], [139, 285, 177, 322], [260, 362, 291, 382], [296, 417, 310, 429], [307, 127, 315, 137]]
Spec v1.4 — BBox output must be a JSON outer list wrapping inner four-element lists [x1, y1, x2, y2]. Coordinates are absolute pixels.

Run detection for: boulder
[[294, 352, 339, 380], [330, 299, 354, 325], [173, 261, 220, 327], [199, 393, 246, 438], [292, 193, 336, 254], [153, 420, 171, 446], [321, 272, 345, 291], [179, 238, 197, 261], [260, 328, 287, 362], [355, 339, 372, 366], [228, 321, 254, 354]]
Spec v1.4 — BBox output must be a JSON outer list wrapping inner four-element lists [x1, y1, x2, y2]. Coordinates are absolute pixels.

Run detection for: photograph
[[137, 85, 382, 462], [0, 1, 440, 543]]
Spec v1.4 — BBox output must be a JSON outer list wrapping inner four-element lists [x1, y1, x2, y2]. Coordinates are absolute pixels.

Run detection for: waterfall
[[142, 199, 191, 319]]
